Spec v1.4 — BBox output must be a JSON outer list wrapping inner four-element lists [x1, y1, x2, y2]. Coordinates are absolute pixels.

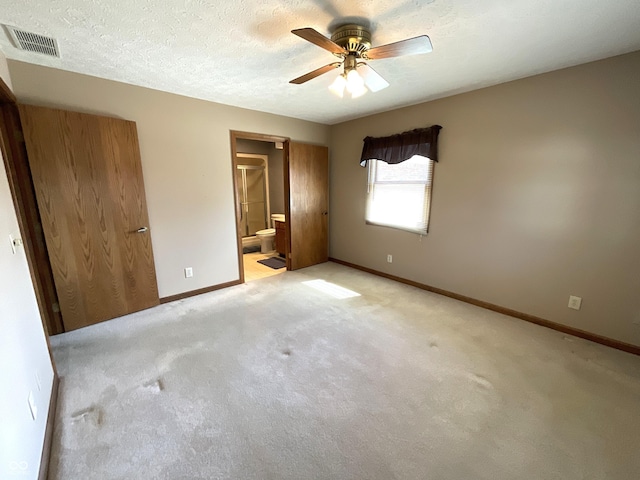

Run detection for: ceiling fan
[[289, 24, 433, 98]]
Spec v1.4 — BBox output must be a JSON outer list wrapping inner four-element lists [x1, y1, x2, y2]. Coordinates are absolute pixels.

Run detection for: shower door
[[236, 165, 268, 236]]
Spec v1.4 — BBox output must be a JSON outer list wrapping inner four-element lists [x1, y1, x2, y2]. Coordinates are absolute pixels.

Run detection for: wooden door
[[19, 104, 159, 331], [285, 141, 329, 270]]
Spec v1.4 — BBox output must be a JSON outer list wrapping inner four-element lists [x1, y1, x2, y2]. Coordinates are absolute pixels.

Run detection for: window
[[360, 124, 441, 235], [365, 155, 434, 235]]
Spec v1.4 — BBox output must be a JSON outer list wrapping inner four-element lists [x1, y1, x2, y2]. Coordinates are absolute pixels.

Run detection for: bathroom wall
[[267, 143, 285, 215]]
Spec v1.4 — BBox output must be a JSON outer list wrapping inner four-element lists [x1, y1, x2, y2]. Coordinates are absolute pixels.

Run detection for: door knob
[[136, 226, 149, 233]]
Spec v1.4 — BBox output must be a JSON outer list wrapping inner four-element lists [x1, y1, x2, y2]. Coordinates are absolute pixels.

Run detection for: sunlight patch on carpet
[[302, 279, 361, 299]]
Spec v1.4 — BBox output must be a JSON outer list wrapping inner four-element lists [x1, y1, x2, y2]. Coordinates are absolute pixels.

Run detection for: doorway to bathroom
[[230, 130, 329, 283], [232, 133, 288, 282]]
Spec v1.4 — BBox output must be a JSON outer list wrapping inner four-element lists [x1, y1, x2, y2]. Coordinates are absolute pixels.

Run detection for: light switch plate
[[9, 235, 23, 254]]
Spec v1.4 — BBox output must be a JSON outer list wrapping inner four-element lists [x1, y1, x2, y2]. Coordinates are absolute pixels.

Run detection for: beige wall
[[329, 51, 640, 346], [8, 61, 329, 298], [0, 52, 54, 480]]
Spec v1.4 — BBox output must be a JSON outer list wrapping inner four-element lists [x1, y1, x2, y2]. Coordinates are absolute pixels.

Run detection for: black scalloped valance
[[360, 125, 442, 167]]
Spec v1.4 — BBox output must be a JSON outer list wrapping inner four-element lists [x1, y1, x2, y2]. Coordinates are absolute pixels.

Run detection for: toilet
[[255, 228, 276, 253], [254, 214, 285, 254]]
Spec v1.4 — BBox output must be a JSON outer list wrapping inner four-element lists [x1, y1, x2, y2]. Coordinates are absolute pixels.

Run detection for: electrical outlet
[[387, 254, 393, 263], [568, 295, 582, 310], [184, 267, 193, 278], [28, 391, 37, 421]]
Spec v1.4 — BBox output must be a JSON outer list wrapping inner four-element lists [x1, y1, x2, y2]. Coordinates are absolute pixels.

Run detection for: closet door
[[19, 104, 159, 331]]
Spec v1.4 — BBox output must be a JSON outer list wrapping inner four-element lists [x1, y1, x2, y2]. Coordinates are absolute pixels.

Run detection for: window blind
[[365, 155, 434, 234]]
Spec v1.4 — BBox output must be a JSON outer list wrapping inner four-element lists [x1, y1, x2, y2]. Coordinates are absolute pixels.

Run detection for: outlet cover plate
[[568, 295, 582, 310]]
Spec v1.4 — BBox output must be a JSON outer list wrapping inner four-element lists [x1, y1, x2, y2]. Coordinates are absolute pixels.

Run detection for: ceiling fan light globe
[[329, 74, 347, 97], [350, 84, 368, 98], [346, 69, 365, 93]]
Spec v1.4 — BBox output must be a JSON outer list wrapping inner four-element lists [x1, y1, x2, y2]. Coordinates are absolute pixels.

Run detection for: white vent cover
[[4, 25, 59, 57]]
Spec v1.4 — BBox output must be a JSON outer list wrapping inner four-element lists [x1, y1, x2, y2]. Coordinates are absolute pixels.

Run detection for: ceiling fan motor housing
[[331, 24, 372, 56]]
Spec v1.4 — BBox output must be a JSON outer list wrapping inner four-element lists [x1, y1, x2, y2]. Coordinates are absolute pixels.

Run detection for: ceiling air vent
[[4, 26, 59, 57]]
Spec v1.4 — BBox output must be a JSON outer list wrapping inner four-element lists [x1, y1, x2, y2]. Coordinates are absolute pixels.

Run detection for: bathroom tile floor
[[243, 252, 286, 282]]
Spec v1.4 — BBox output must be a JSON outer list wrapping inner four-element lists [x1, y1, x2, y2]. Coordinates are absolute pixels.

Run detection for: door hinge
[[52, 302, 60, 313], [15, 130, 25, 144]]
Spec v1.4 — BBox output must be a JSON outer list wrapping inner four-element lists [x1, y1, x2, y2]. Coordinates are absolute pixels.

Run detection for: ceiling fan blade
[[357, 63, 389, 92], [364, 35, 433, 60], [292, 28, 346, 56], [290, 62, 342, 85]]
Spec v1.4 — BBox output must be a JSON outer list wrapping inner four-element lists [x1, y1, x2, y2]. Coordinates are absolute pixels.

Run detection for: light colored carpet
[[49, 262, 640, 479]]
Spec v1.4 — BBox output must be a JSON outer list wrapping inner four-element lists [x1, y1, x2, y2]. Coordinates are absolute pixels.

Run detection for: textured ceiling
[[1, 0, 640, 125]]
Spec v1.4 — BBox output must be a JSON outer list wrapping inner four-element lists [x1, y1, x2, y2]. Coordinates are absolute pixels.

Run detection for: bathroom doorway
[[231, 133, 288, 282], [230, 130, 330, 283]]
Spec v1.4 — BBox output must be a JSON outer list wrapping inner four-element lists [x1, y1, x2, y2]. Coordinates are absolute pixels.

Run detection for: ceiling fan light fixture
[[346, 69, 363, 88], [350, 84, 368, 98], [329, 74, 347, 97], [329, 69, 368, 99]]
